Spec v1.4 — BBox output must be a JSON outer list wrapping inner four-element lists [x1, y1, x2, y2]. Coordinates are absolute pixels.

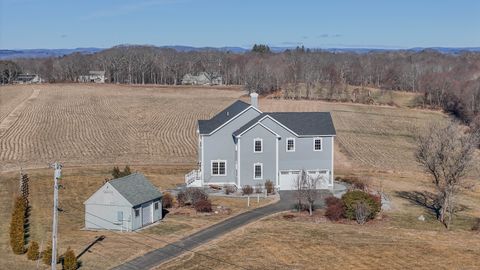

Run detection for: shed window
[[117, 211, 123, 221], [254, 138, 263, 153], [211, 160, 226, 176], [154, 202, 159, 210], [286, 138, 295, 152], [314, 138, 322, 151], [135, 209, 140, 217]]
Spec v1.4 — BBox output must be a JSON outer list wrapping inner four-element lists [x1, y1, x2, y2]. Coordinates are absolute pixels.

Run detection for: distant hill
[[1, 46, 480, 60]]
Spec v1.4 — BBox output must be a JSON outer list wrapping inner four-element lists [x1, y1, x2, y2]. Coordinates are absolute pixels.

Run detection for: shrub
[[324, 196, 345, 221], [163, 192, 173, 208], [341, 190, 381, 222], [224, 185, 236, 195], [10, 196, 26, 254], [27, 241, 40, 260], [194, 199, 212, 213], [242, 185, 253, 196], [472, 218, 480, 232], [265, 180, 275, 195], [42, 245, 53, 265], [63, 247, 77, 270], [177, 188, 208, 207], [355, 202, 370, 224], [337, 176, 367, 190], [176, 191, 187, 207]]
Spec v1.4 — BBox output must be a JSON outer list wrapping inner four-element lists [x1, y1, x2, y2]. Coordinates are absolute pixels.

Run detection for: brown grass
[[0, 166, 273, 269], [161, 215, 480, 270]]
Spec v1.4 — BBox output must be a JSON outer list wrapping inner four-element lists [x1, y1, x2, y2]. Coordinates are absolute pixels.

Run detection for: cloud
[[317, 34, 342, 38], [81, 0, 184, 20]]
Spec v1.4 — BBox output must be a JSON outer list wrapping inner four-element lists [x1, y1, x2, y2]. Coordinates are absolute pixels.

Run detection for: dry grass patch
[[161, 217, 480, 270], [0, 166, 273, 270]]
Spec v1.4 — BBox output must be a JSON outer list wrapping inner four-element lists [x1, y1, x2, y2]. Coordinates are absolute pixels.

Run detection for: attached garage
[[279, 170, 330, 190]]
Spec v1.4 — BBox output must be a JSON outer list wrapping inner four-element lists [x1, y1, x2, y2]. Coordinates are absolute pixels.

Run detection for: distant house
[[181, 72, 222, 85], [84, 173, 163, 231], [13, 73, 44, 84], [78, 71, 106, 83]]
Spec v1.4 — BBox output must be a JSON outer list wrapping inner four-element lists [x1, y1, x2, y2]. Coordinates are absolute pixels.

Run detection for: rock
[[418, 215, 425, 221], [214, 211, 218, 214]]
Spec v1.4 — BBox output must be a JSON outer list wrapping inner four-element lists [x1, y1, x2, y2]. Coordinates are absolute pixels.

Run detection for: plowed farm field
[[0, 84, 448, 172]]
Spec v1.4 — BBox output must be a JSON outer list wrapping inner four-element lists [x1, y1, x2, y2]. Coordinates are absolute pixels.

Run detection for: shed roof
[[109, 173, 162, 207], [233, 112, 336, 137], [198, 100, 251, 134]]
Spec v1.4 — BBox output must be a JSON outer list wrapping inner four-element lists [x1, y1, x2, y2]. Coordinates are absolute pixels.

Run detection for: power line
[[66, 204, 250, 270], [60, 207, 214, 270]]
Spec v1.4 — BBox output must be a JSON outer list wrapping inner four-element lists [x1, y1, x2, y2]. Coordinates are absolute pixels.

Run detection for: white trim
[[253, 163, 263, 180], [211, 160, 227, 176], [236, 122, 281, 138], [275, 138, 279, 187], [201, 136, 204, 184], [237, 139, 241, 187], [286, 137, 295, 152], [207, 106, 262, 135], [331, 137, 334, 186], [259, 115, 299, 136], [253, 138, 263, 153], [313, 137, 323, 151]]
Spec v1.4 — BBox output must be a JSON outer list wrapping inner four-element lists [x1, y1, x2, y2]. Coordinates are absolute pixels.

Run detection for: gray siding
[[260, 117, 334, 183], [85, 204, 132, 231], [202, 107, 261, 184], [238, 124, 277, 187], [132, 206, 142, 230]]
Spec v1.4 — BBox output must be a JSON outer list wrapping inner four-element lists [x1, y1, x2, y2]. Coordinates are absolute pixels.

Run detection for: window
[[211, 160, 227, 176], [117, 211, 123, 221], [286, 138, 295, 152], [254, 163, 263, 179], [313, 137, 322, 151], [254, 138, 262, 153], [134, 209, 140, 217], [154, 202, 159, 210]]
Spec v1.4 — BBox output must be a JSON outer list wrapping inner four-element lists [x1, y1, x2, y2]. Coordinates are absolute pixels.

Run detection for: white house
[[78, 71, 106, 83]]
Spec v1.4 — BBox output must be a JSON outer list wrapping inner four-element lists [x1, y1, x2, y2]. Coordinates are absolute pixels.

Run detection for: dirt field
[[1, 84, 479, 269]]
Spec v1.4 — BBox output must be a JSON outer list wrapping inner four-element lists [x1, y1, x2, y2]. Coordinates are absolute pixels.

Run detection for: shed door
[[142, 202, 153, 226], [279, 170, 300, 190]]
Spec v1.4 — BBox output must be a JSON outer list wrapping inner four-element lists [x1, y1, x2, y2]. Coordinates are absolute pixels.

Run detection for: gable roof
[[198, 100, 252, 134], [109, 173, 162, 207], [233, 112, 336, 137]]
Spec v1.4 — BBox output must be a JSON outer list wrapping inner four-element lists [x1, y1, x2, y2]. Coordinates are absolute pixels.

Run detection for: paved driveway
[[112, 191, 326, 270]]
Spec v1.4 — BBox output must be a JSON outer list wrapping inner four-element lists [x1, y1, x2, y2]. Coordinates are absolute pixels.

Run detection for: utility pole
[[50, 162, 62, 270]]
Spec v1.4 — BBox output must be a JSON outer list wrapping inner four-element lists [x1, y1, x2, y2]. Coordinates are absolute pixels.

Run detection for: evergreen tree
[[123, 165, 131, 176], [27, 241, 40, 260], [42, 244, 53, 265], [111, 166, 121, 179], [9, 196, 26, 254], [62, 247, 77, 270]]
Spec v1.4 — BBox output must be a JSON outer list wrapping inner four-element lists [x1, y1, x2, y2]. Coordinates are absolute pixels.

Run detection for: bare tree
[[415, 121, 479, 229], [296, 170, 320, 216]]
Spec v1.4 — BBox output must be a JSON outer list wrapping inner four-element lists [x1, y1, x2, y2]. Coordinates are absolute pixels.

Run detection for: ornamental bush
[[63, 247, 77, 270], [264, 180, 275, 195], [341, 190, 381, 221], [9, 196, 26, 254], [324, 196, 345, 221], [163, 192, 173, 208], [194, 199, 213, 213], [242, 185, 253, 196]]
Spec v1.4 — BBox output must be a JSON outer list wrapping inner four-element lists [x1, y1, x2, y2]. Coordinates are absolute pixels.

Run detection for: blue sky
[[1, 0, 479, 49]]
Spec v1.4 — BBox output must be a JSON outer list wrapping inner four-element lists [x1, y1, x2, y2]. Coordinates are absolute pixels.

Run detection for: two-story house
[[185, 93, 336, 190]]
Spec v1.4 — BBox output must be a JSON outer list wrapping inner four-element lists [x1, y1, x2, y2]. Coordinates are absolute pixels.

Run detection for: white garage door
[[279, 170, 300, 190], [142, 202, 153, 226], [307, 170, 330, 189]]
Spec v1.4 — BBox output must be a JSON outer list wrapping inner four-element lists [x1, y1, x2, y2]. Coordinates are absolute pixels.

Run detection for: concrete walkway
[[112, 191, 325, 270]]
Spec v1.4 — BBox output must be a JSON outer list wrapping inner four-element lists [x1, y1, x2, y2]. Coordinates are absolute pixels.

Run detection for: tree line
[[1, 45, 480, 124]]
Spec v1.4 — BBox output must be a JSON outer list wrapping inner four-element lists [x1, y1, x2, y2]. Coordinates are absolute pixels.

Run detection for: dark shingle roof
[[233, 112, 336, 137], [198, 100, 251, 134], [109, 173, 162, 207]]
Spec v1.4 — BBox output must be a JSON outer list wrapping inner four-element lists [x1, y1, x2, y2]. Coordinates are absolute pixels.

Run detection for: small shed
[[84, 173, 163, 231]]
